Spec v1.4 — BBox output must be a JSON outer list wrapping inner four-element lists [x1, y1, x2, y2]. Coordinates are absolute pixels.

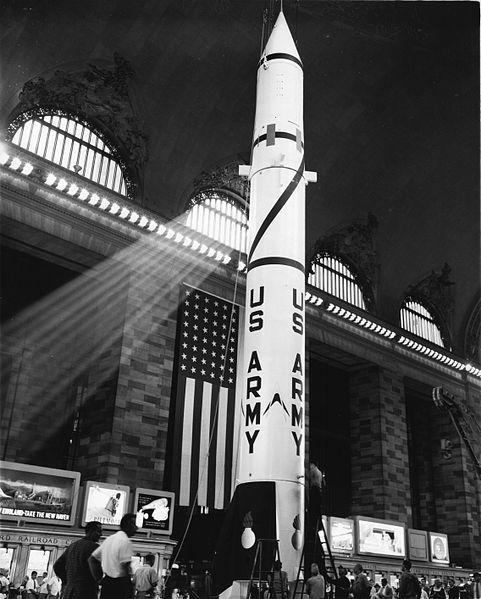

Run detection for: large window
[[185, 190, 248, 254], [308, 254, 366, 309], [9, 110, 127, 196], [400, 299, 445, 347]]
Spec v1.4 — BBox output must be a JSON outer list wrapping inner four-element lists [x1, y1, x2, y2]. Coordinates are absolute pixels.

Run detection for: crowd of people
[[1, 513, 159, 599], [2, 531, 480, 599], [301, 560, 481, 599]]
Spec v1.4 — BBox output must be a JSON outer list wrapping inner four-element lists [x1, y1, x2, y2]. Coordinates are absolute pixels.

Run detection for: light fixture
[[67, 183, 79, 196], [129, 211, 139, 224], [0, 152, 9, 165], [10, 157, 21, 170], [119, 207, 130, 219], [148, 219, 158, 232], [79, 189, 89, 200], [110, 202, 121, 215], [89, 194, 100, 206], [57, 178, 68, 191], [21, 162, 33, 175], [99, 198, 110, 210], [139, 216, 149, 228], [45, 173, 56, 186]]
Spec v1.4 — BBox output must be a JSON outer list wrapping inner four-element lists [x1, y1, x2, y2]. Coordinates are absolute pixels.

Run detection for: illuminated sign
[[0, 461, 80, 526], [329, 517, 354, 553], [429, 532, 449, 565], [356, 516, 406, 557], [81, 481, 129, 528], [134, 488, 174, 534], [408, 528, 429, 561]]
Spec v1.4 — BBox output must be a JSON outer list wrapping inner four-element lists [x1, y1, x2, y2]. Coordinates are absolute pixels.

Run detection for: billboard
[[356, 516, 406, 557], [429, 532, 449, 565], [134, 488, 174, 534], [81, 481, 129, 528], [407, 528, 429, 561], [0, 460, 80, 526], [329, 517, 354, 553]]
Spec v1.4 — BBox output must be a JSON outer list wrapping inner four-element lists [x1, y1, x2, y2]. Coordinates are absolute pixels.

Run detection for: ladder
[[432, 386, 481, 479], [246, 539, 283, 599], [292, 516, 338, 599]]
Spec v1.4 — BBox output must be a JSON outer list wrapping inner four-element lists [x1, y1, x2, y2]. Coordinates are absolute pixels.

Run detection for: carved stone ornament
[[309, 213, 379, 311], [406, 262, 455, 335], [191, 158, 250, 207], [464, 297, 481, 364], [7, 53, 147, 199]]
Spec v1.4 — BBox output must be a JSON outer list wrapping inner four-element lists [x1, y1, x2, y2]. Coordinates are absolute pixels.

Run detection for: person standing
[[37, 573, 48, 599], [352, 565, 372, 599], [54, 520, 103, 599], [380, 578, 394, 599], [133, 555, 158, 599], [306, 563, 326, 599], [25, 572, 39, 599], [471, 573, 481, 599], [398, 561, 421, 599], [88, 512, 138, 599], [320, 564, 350, 599], [46, 573, 61, 598], [447, 579, 459, 599], [269, 561, 289, 599]]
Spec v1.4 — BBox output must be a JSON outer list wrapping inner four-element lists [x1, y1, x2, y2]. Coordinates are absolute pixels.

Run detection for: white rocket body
[[238, 11, 316, 581]]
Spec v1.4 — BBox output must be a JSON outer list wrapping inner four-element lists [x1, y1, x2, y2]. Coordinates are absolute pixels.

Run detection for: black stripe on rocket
[[247, 155, 306, 271], [259, 52, 303, 70]]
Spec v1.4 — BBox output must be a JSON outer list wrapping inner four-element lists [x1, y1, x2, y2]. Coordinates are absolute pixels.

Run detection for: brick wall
[[349, 365, 412, 523]]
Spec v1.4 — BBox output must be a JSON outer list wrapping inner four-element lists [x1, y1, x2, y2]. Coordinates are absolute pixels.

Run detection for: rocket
[[213, 9, 316, 597]]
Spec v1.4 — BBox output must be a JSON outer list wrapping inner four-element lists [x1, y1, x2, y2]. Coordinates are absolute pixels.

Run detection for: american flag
[[171, 285, 240, 509]]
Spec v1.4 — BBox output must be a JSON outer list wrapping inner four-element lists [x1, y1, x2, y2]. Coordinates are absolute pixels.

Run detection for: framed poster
[[407, 528, 429, 561], [0, 460, 80, 526], [81, 481, 130, 528], [134, 488, 174, 534], [429, 532, 449, 565], [356, 516, 406, 557], [329, 517, 354, 553]]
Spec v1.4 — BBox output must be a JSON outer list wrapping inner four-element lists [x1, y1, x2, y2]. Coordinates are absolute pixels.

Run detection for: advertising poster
[[329, 517, 354, 553], [81, 482, 129, 527], [134, 488, 174, 534], [0, 460, 80, 526], [408, 529, 429, 561], [357, 517, 406, 557], [429, 532, 449, 565]]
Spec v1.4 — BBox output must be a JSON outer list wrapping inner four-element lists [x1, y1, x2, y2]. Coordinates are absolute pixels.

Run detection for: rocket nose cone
[[263, 10, 301, 62]]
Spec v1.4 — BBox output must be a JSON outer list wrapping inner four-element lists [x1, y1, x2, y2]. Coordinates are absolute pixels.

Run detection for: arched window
[[308, 254, 366, 309], [400, 298, 445, 347], [8, 110, 128, 196], [185, 190, 248, 254]]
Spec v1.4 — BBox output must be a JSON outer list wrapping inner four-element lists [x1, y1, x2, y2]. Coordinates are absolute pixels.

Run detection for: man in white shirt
[[471, 573, 481, 599], [25, 571, 39, 599], [47, 574, 62, 597], [89, 512, 138, 599]]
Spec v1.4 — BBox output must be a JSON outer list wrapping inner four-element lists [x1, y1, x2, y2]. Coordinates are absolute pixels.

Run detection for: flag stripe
[[189, 377, 204, 505], [224, 387, 236, 507], [179, 377, 195, 506], [198, 381, 213, 506], [214, 386, 228, 509], [207, 385, 220, 508]]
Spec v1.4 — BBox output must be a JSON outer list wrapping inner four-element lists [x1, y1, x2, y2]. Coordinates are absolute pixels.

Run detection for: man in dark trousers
[[398, 560, 421, 599], [54, 520, 103, 599], [89, 512, 138, 599]]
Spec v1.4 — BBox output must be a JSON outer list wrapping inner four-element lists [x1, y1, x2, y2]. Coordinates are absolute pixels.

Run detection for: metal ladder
[[246, 539, 283, 599], [432, 386, 481, 479], [292, 516, 338, 599]]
